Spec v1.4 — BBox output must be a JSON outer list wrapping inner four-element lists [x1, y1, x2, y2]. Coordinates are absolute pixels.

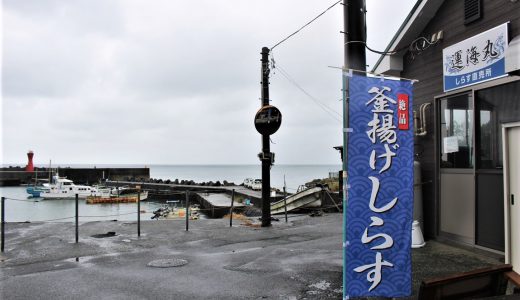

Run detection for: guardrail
[[0, 189, 242, 252], [0, 194, 144, 252], [0, 188, 339, 253]]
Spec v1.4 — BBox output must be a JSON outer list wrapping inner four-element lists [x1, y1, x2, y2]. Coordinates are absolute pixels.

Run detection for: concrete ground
[[0, 214, 503, 299]]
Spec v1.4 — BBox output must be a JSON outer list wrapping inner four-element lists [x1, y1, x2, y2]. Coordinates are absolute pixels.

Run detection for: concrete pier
[[195, 192, 245, 218], [0, 214, 504, 299], [107, 181, 265, 205], [107, 181, 288, 206]]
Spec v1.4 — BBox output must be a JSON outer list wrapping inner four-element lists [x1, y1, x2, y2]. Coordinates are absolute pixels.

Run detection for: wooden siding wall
[[400, 0, 520, 239]]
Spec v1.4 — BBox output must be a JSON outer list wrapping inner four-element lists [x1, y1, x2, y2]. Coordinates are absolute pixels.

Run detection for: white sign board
[[443, 22, 509, 92], [443, 136, 459, 154]]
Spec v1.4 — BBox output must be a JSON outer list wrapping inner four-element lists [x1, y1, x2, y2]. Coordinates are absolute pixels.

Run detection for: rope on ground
[[150, 217, 193, 221], [285, 214, 309, 219], [325, 190, 342, 212]]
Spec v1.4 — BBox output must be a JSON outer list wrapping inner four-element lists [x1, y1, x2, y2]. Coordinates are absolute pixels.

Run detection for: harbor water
[[0, 164, 340, 222], [0, 186, 165, 223]]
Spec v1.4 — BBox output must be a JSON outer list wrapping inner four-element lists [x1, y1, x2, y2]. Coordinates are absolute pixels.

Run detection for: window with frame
[[476, 81, 520, 169], [440, 93, 474, 168]]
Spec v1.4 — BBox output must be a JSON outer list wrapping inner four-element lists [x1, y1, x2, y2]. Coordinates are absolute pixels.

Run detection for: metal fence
[[0, 188, 340, 253]]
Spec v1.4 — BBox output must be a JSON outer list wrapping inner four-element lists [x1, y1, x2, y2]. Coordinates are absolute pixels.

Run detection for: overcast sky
[[2, 0, 416, 165]]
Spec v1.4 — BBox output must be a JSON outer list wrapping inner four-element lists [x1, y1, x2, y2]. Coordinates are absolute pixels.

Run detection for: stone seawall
[[0, 167, 150, 186]]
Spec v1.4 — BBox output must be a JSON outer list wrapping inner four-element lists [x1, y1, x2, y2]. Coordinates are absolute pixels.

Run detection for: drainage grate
[[147, 258, 188, 268]]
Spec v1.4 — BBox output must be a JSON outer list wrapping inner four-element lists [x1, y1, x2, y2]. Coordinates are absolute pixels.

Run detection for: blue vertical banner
[[344, 73, 414, 298]]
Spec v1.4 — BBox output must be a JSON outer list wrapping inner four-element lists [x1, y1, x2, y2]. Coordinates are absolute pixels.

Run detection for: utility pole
[[260, 47, 271, 227], [342, 0, 367, 201], [344, 0, 366, 70], [342, 2, 366, 299], [255, 47, 281, 227]]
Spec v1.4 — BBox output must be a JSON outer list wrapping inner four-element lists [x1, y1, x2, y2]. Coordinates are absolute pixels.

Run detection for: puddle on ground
[[91, 232, 117, 238], [147, 258, 188, 268]]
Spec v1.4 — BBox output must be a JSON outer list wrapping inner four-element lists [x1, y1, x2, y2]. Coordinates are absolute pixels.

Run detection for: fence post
[[1, 197, 5, 252], [137, 191, 141, 237], [185, 191, 189, 232], [284, 179, 288, 223], [230, 189, 235, 227], [75, 194, 79, 243]]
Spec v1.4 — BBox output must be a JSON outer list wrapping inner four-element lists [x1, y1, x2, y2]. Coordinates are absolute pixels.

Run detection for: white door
[[505, 125, 520, 272]]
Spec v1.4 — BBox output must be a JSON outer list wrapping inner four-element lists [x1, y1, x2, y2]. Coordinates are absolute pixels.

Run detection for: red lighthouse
[[26, 150, 34, 172]]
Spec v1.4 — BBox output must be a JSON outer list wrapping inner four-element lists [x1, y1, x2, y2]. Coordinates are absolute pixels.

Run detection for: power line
[[345, 36, 441, 59], [345, 41, 403, 55], [271, 0, 343, 50], [273, 62, 341, 123], [275, 64, 341, 122]]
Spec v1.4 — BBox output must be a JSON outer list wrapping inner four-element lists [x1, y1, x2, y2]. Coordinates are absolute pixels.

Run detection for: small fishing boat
[[26, 180, 50, 197], [110, 186, 147, 197], [26, 185, 50, 197], [86, 190, 148, 204], [27, 160, 55, 197], [270, 185, 324, 215]]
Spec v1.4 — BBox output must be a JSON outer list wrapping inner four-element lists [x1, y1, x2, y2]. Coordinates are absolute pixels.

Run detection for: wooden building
[[373, 0, 520, 270]]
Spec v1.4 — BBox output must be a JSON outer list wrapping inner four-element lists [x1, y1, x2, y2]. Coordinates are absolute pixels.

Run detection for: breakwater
[[105, 180, 342, 215], [0, 167, 150, 186], [106, 180, 263, 201]]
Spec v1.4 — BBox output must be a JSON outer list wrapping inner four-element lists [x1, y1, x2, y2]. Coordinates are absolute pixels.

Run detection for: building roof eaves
[[371, 0, 445, 73]]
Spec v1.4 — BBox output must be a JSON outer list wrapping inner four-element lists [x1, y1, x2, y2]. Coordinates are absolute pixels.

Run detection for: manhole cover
[[147, 258, 188, 268]]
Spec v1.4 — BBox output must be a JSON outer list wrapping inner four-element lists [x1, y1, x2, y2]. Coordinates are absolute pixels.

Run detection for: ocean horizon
[[2, 163, 342, 191], [0, 163, 341, 222]]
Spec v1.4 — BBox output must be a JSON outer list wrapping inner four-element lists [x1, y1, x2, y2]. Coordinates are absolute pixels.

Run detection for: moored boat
[[86, 190, 148, 204], [270, 185, 324, 215], [40, 175, 99, 199], [110, 186, 146, 197], [25, 174, 51, 198], [26, 181, 50, 197]]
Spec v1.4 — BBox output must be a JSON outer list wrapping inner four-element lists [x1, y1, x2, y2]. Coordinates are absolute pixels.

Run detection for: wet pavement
[[0, 214, 504, 299]]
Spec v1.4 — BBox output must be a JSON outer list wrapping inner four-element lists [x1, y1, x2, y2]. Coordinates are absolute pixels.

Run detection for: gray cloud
[[2, 0, 417, 165]]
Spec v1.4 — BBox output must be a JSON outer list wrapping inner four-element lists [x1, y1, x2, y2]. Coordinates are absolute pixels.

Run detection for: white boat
[[270, 186, 324, 215], [110, 186, 148, 200], [40, 175, 99, 199]]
